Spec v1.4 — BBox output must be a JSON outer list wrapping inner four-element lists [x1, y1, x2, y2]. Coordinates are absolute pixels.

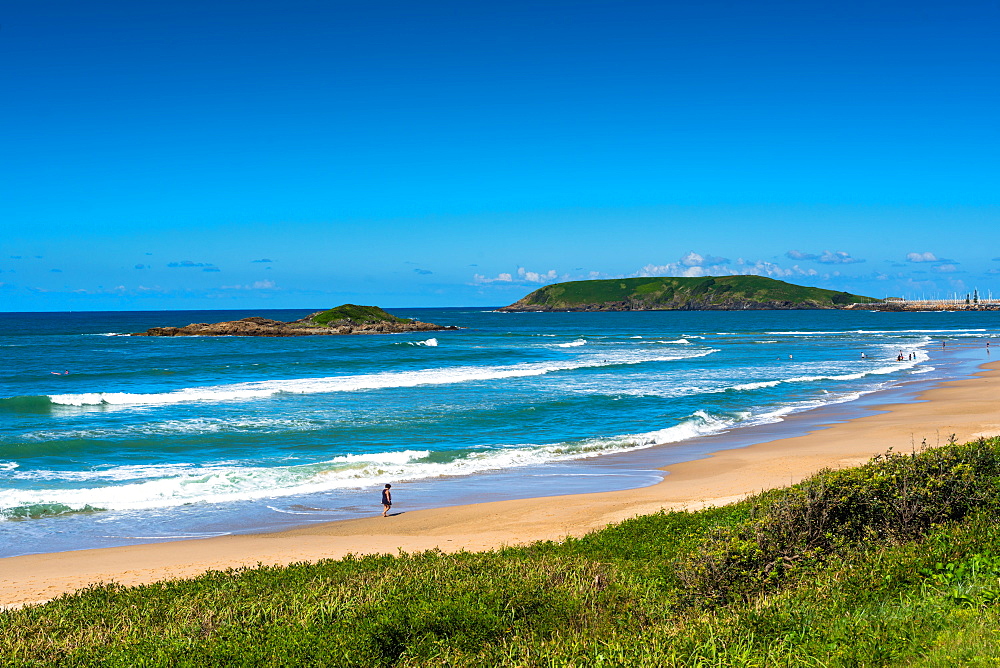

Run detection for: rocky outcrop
[[132, 312, 459, 337]]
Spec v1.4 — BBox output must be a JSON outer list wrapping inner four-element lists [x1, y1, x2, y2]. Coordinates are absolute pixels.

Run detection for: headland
[[500, 276, 876, 311]]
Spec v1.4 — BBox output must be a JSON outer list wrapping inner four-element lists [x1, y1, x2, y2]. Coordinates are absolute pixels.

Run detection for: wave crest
[[43, 349, 718, 408]]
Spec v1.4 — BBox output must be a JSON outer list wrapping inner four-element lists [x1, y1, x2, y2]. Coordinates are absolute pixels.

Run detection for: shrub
[[675, 438, 1000, 605]]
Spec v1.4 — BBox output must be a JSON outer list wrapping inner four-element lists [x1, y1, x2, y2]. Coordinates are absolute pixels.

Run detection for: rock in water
[[131, 305, 459, 337]]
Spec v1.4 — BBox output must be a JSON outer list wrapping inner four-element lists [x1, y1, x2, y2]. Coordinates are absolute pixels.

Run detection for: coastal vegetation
[[307, 304, 413, 326], [501, 275, 877, 311], [4, 437, 1000, 666]]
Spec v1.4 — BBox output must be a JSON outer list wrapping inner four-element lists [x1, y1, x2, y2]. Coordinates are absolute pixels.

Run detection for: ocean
[[1, 307, 997, 558]]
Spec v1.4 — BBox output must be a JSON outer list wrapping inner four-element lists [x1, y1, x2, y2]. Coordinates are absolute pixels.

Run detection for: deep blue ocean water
[[1, 307, 998, 557]]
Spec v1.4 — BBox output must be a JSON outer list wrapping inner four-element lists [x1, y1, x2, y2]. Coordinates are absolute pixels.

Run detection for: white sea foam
[[768, 328, 990, 336], [1, 377, 900, 519], [395, 337, 438, 346], [12, 463, 201, 483], [14, 417, 331, 442], [0, 415, 749, 516], [728, 343, 930, 392], [0, 364, 930, 519], [123, 532, 230, 540], [47, 349, 718, 408], [731, 380, 782, 391], [556, 339, 586, 348], [266, 506, 321, 515]]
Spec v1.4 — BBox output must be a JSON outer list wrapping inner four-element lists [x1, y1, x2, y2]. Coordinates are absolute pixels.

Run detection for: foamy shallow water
[[0, 308, 997, 556]]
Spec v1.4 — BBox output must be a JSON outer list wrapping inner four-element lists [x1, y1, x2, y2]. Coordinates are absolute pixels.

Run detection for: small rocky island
[[131, 304, 459, 337]]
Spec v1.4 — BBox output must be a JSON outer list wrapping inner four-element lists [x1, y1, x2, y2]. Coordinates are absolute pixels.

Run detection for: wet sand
[[3, 360, 1000, 609]]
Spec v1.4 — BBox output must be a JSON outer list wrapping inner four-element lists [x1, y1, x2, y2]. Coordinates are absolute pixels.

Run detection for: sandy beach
[[3, 359, 999, 610]]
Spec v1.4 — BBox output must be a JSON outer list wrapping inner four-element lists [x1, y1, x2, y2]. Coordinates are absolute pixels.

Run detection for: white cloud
[[933, 264, 960, 273], [473, 272, 513, 283], [639, 262, 705, 278], [637, 253, 820, 280], [473, 267, 558, 285], [679, 252, 703, 267], [221, 280, 277, 290], [906, 252, 939, 263], [517, 267, 558, 283], [817, 250, 864, 264], [785, 249, 863, 264]]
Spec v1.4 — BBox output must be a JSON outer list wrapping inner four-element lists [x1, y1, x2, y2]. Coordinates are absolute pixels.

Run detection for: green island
[[500, 275, 878, 311], [131, 304, 458, 337], [6, 437, 1000, 666]]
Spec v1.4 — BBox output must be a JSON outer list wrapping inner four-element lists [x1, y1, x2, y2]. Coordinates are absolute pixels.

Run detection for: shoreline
[[3, 355, 999, 609]]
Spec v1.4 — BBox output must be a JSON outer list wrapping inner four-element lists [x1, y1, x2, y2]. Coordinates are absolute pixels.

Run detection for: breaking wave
[[34, 348, 718, 408], [0, 411, 741, 517]]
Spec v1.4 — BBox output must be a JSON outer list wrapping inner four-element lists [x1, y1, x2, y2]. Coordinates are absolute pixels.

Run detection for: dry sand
[[4, 360, 1000, 609]]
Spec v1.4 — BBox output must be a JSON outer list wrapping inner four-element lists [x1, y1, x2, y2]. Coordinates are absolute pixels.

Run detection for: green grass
[[4, 438, 1000, 666], [308, 304, 413, 326], [513, 275, 876, 310]]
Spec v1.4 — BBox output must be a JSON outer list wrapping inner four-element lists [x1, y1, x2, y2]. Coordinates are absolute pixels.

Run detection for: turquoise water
[[1, 308, 997, 557]]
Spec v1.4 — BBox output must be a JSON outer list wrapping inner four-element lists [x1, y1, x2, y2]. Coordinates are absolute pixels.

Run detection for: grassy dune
[[5, 438, 1000, 666]]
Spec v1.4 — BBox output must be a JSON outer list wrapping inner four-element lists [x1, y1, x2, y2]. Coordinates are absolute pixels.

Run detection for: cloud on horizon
[[785, 249, 864, 264], [637, 252, 821, 280], [906, 251, 956, 264], [817, 250, 864, 265], [473, 266, 559, 285], [220, 280, 277, 290], [932, 264, 961, 273]]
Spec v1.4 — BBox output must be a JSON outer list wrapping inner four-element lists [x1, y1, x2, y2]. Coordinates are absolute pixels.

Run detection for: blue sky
[[2, 0, 998, 310]]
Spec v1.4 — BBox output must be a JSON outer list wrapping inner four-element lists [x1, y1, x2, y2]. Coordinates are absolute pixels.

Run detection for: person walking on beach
[[381, 484, 392, 517]]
